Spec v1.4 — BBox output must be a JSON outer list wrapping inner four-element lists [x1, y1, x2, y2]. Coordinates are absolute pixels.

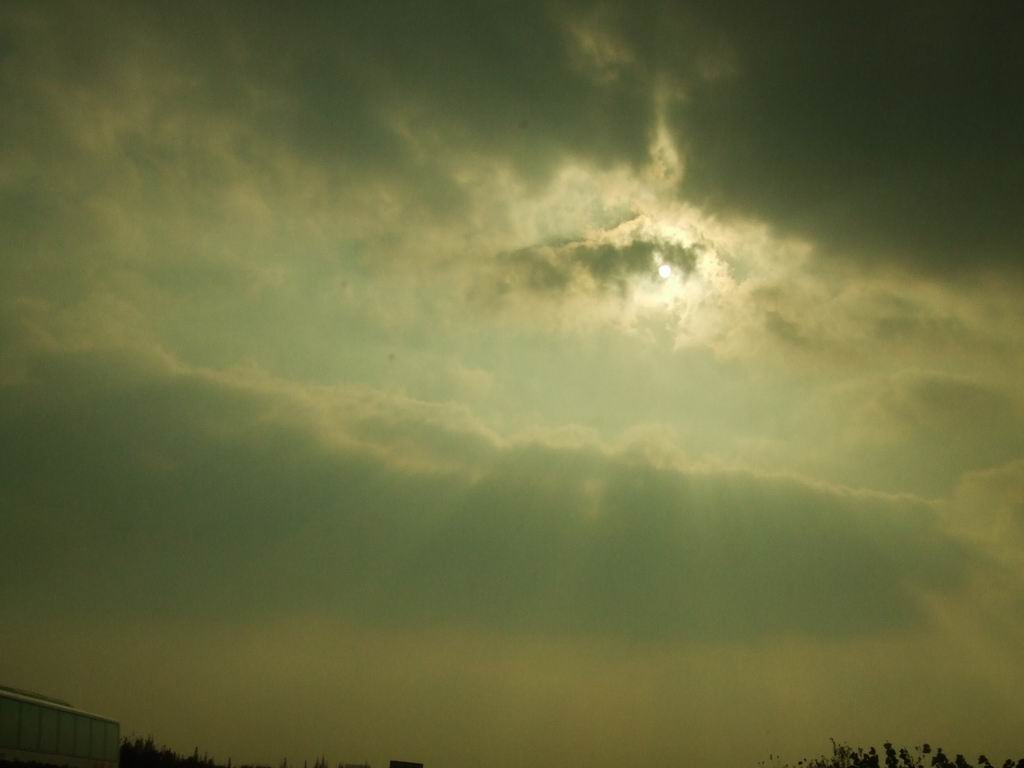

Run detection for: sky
[[2, 2, 1024, 767]]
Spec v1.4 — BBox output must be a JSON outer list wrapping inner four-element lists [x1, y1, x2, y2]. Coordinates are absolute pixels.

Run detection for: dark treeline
[[6, 737, 1024, 768], [771, 741, 1024, 768], [118, 736, 370, 768]]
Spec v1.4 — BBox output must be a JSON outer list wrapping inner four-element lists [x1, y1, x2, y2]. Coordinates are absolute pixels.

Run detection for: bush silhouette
[[772, 741, 1024, 768], [117, 736, 369, 768]]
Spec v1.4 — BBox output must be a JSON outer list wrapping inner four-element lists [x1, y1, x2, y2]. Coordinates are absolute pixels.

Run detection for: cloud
[[663, 3, 1024, 276], [776, 371, 1024, 498], [846, 373, 1024, 487], [6, 1, 1023, 287], [950, 460, 1024, 560], [0, 0, 659, 220], [2, 5, 1023, 766], [0, 345, 970, 642], [493, 234, 699, 299]]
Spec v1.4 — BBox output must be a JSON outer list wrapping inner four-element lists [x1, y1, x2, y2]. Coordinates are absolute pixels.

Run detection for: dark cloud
[[837, 372, 1024, 496], [499, 247, 575, 294], [5, 1, 1022, 282], [954, 459, 1024, 548], [571, 241, 659, 286], [1, 348, 969, 641], [665, 2, 1024, 275], [763, 309, 813, 350], [496, 236, 698, 297], [0, 0, 658, 218]]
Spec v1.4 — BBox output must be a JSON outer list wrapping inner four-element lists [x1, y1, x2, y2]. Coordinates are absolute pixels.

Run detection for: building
[[0, 685, 119, 768]]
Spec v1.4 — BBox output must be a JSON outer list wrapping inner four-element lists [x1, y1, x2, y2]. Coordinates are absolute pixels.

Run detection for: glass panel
[[104, 721, 120, 761], [74, 714, 91, 757], [90, 718, 105, 759], [18, 703, 40, 751], [0, 697, 19, 747], [39, 707, 59, 753], [58, 711, 75, 755]]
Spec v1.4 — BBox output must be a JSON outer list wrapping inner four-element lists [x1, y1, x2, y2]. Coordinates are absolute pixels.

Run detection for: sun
[[658, 263, 672, 279]]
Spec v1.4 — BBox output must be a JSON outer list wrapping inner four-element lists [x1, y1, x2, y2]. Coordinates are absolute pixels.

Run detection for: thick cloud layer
[[666, 2, 1024, 274], [4, 1, 1022, 280], [0, 348, 968, 641]]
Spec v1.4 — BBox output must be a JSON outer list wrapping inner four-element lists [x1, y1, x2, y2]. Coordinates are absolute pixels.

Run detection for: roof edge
[[0, 684, 73, 708]]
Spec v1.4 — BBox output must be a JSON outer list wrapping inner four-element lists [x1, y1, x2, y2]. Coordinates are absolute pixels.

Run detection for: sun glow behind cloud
[[461, 116, 758, 354]]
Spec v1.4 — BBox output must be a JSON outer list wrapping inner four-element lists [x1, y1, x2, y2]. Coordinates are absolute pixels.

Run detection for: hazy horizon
[[3, 2, 1024, 767]]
